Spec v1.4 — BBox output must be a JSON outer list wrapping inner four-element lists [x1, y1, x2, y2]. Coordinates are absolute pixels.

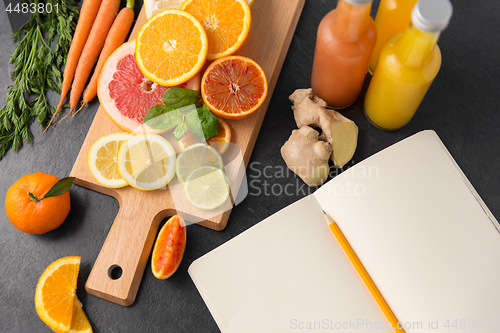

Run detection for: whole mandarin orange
[[5, 172, 71, 234]]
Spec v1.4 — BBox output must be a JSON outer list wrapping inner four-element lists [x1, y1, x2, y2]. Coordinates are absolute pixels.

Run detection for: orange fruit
[[176, 117, 231, 154], [5, 172, 71, 234], [181, 0, 252, 60], [201, 55, 268, 119], [135, 9, 208, 86], [98, 40, 200, 134], [35, 256, 92, 333], [207, 117, 231, 154], [151, 215, 187, 279]]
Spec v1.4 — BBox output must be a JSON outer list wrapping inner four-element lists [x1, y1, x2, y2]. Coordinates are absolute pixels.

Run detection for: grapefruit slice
[[151, 214, 187, 279], [201, 55, 268, 119], [97, 40, 200, 133]]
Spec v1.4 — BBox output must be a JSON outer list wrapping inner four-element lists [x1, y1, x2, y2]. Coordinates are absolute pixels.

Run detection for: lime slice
[[117, 133, 176, 191], [88, 132, 132, 188], [184, 166, 230, 210], [175, 143, 224, 183]]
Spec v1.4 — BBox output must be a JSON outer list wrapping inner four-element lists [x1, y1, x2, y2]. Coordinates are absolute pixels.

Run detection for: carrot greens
[[0, 0, 80, 159]]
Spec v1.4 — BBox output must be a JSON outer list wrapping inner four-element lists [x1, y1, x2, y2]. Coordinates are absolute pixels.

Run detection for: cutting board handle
[[85, 195, 173, 306]]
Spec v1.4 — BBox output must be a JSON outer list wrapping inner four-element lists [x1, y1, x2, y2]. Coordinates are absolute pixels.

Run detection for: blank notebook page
[[314, 130, 500, 332], [189, 195, 393, 333]]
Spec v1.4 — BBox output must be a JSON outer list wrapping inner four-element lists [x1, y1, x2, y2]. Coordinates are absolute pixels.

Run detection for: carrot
[[51, 0, 103, 124], [77, 0, 135, 114], [67, 0, 121, 116]]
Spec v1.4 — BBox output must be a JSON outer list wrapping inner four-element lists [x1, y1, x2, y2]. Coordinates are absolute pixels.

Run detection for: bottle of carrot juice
[[364, 0, 452, 131], [311, 0, 377, 108], [368, 0, 418, 74]]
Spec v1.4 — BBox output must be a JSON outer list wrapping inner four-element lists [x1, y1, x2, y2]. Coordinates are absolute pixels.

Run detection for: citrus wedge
[[176, 117, 231, 155], [117, 133, 176, 191], [181, 0, 252, 60], [70, 299, 93, 333], [35, 256, 90, 333], [136, 9, 208, 86], [175, 143, 224, 183], [145, 0, 254, 19], [88, 132, 132, 188], [201, 55, 268, 119], [145, 0, 184, 18], [184, 166, 230, 210], [98, 41, 200, 134], [207, 117, 231, 154], [151, 214, 187, 279]]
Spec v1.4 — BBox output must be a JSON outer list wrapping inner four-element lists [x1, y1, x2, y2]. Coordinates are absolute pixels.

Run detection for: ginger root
[[280, 126, 332, 187], [280, 88, 359, 187], [289, 88, 358, 168]]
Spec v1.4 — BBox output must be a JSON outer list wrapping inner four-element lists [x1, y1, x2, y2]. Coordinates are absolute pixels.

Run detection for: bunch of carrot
[[49, 0, 136, 126]]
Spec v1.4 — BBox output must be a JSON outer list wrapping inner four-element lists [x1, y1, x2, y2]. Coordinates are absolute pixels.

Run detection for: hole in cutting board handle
[[108, 265, 123, 280]]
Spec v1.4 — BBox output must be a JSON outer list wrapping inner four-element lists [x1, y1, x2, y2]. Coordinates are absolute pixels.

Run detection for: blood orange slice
[[151, 214, 187, 279], [201, 55, 268, 119], [97, 40, 200, 133]]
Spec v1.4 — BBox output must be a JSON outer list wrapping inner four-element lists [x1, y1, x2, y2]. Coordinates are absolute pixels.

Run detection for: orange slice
[[207, 117, 231, 154], [201, 55, 268, 119], [135, 9, 208, 86], [69, 299, 93, 333], [151, 215, 187, 279], [176, 117, 231, 154], [181, 0, 252, 60], [35, 256, 92, 333]]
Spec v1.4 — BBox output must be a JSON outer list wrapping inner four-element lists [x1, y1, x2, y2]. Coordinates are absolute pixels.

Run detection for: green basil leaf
[[197, 104, 220, 140], [42, 177, 75, 200], [144, 105, 182, 130], [143, 104, 175, 123], [173, 123, 187, 141], [162, 87, 199, 108], [185, 109, 205, 141]]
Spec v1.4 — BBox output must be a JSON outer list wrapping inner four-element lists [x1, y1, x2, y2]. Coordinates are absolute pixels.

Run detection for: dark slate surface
[[1, 0, 499, 332]]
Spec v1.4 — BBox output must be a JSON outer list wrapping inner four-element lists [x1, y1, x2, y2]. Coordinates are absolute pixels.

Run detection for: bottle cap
[[411, 0, 453, 33], [345, 0, 372, 5]]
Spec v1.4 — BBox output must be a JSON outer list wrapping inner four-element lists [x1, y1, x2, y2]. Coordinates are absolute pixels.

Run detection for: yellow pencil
[[323, 212, 405, 333]]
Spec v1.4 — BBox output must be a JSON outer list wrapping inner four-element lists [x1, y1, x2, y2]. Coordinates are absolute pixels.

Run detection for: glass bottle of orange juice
[[368, 0, 418, 74], [311, 0, 377, 108], [364, 0, 452, 131]]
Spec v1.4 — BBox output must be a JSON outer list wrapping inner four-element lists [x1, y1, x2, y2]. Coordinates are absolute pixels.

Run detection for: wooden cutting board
[[71, 0, 305, 306]]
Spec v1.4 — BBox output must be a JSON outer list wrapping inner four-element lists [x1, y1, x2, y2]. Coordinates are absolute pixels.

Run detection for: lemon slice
[[117, 133, 176, 191], [145, 0, 254, 18], [88, 132, 132, 188], [175, 143, 224, 183], [144, 0, 184, 19], [184, 166, 230, 210]]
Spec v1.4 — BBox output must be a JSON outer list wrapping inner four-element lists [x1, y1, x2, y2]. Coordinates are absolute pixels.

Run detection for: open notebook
[[188, 130, 500, 333]]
